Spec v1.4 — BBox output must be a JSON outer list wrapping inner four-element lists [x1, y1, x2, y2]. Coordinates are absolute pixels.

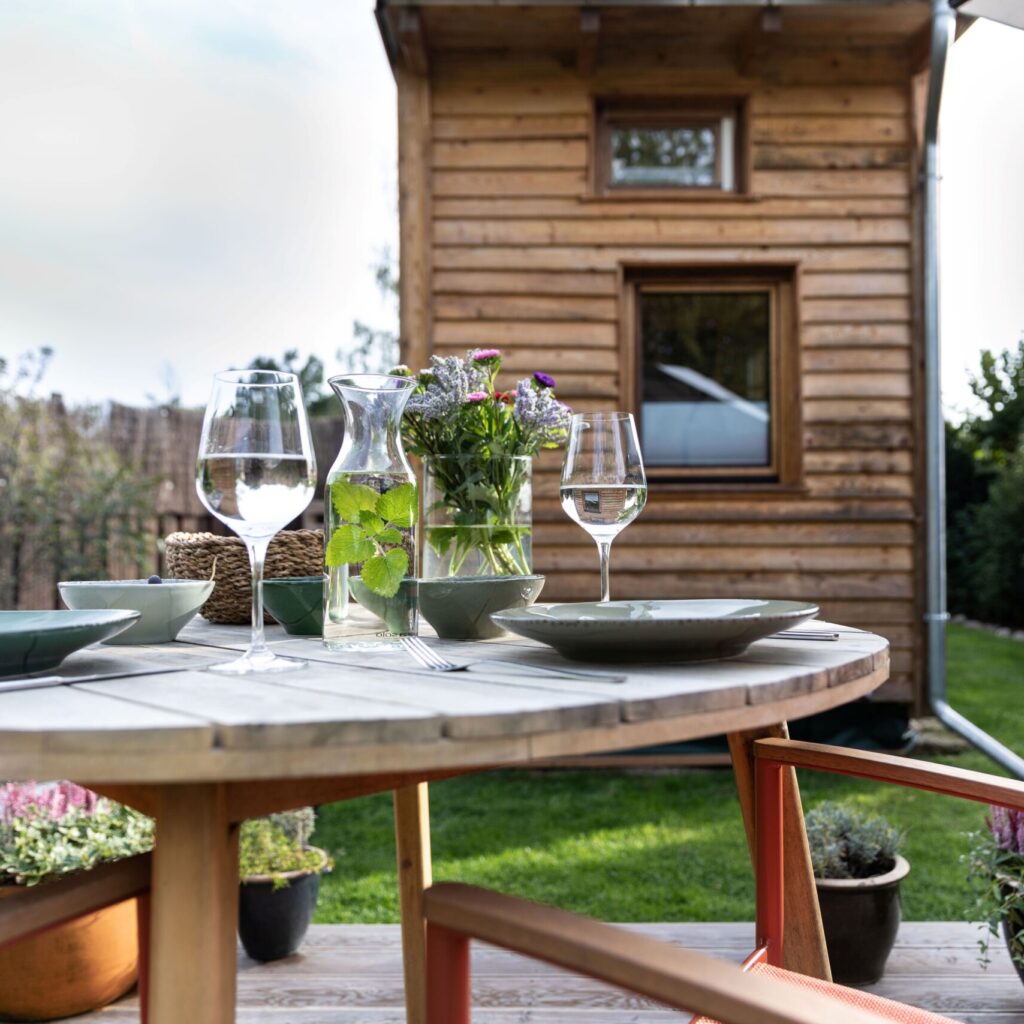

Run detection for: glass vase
[[323, 374, 418, 649], [422, 455, 532, 578]]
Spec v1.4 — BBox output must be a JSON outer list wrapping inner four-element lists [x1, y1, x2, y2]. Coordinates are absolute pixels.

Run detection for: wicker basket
[[164, 530, 324, 625]]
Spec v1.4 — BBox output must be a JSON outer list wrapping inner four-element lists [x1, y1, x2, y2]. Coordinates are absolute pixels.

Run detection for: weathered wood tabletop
[[0, 611, 888, 1024], [0, 611, 888, 783]]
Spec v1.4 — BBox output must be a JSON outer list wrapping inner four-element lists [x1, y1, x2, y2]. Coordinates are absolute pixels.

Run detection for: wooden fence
[[8, 403, 342, 611]]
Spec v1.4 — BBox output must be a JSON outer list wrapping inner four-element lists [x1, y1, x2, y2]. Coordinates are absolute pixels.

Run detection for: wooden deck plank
[[63, 922, 1024, 1023]]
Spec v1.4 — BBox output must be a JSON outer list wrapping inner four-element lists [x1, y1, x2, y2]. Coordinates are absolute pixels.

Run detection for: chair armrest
[[755, 738, 1024, 810], [424, 882, 894, 1024], [0, 852, 150, 949]]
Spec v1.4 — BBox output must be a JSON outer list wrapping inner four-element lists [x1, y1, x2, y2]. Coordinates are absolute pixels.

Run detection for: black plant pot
[[1001, 900, 1024, 985], [238, 848, 328, 962], [815, 855, 910, 985]]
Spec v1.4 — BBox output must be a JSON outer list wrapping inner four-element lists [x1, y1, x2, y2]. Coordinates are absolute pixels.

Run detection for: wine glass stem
[[246, 538, 271, 658], [597, 538, 612, 603]]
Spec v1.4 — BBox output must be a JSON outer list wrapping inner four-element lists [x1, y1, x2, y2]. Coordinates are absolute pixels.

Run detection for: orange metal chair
[[424, 738, 1024, 1024], [0, 852, 151, 1023]]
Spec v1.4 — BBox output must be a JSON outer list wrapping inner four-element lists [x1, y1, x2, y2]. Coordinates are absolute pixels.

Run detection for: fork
[[400, 635, 626, 684]]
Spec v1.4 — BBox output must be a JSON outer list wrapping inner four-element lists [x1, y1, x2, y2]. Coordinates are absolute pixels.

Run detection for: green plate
[[0, 610, 141, 678], [491, 599, 820, 663]]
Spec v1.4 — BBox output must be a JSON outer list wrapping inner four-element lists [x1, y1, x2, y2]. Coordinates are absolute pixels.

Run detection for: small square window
[[595, 98, 746, 196]]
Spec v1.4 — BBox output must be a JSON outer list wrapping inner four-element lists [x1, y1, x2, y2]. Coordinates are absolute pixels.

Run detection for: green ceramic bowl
[[418, 575, 545, 641], [263, 576, 324, 636], [0, 609, 141, 677], [59, 579, 214, 645]]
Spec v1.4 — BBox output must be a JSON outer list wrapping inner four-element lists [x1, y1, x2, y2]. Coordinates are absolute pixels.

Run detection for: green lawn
[[312, 623, 1022, 923]]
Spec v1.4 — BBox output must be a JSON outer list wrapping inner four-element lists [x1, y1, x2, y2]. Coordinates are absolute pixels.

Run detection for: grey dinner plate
[[0, 609, 141, 678], [490, 599, 820, 663]]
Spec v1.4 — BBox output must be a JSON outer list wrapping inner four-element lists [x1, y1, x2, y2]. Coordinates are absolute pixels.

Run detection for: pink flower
[[467, 391, 488, 403], [0, 781, 99, 825], [471, 348, 501, 362]]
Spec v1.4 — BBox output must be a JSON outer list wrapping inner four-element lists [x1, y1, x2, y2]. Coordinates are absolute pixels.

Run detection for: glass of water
[[560, 412, 647, 603], [196, 370, 316, 674]]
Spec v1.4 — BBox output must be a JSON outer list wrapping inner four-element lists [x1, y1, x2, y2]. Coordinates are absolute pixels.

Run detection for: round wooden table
[[0, 613, 888, 1024]]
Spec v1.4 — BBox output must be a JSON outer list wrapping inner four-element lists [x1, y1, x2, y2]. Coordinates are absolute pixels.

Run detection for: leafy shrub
[[0, 350, 156, 608], [959, 452, 1024, 628], [966, 806, 1024, 969], [0, 781, 154, 887], [239, 808, 328, 889], [805, 801, 901, 880]]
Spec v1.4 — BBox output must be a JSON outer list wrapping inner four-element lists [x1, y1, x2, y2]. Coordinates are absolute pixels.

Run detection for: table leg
[[727, 724, 831, 981], [149, 784, 239, 1024], [394, 783, 432, 1024]]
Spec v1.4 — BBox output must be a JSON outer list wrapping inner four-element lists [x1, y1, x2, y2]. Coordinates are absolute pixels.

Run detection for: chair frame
[[424, 738, 1024, 1024]]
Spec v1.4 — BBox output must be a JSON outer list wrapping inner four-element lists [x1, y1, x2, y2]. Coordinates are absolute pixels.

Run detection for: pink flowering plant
[[966, 805, 1024, 969], [0, 781, 153, 887], [394, 349, 571, 575]]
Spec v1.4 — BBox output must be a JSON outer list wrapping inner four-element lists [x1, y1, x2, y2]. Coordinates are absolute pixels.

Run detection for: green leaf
[[358, 510, 386, 536], [376, 482, 418, 529], [360, 548, 409, 598], [376, 527, 404, 545], [426, 526, 455, 557], [325, 525, 375, 567], [331, 479, 380, 523]]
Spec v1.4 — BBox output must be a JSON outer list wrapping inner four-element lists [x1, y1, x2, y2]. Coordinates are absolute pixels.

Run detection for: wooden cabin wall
[[407, 48, 922, 704]]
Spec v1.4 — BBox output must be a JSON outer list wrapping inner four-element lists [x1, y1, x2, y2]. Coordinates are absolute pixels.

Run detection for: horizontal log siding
[[425, 61, 921, 703]]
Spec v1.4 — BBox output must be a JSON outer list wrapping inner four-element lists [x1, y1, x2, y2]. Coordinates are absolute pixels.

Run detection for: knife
[[0, 665, 196, 694]]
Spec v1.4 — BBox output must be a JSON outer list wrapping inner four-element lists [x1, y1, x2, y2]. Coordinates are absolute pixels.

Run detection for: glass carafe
[[323, 374, 418, 650]]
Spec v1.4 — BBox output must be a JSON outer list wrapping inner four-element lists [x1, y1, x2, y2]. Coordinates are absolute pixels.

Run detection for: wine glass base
[[206, 651, 307, 675]]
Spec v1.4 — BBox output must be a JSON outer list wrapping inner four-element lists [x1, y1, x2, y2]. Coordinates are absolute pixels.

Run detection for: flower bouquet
[[396, 349, 571, 577]]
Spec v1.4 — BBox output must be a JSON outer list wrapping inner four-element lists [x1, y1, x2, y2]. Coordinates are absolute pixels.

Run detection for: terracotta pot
[[0, 893, 139, 1022], [815, 855, 910, 985]]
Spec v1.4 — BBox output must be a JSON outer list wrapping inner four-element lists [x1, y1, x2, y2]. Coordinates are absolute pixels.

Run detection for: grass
[[312, 623, 1024, 923]]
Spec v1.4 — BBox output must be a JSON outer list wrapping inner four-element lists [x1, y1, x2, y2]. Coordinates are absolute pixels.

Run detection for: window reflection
[[640, 290, 771, 468]]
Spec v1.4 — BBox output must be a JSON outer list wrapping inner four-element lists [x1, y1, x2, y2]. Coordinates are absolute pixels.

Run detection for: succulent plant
[[805, 801, 901, 880]]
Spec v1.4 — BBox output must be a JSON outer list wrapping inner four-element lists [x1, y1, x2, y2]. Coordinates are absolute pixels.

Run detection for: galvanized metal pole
[[922, 0, 1024, 778]]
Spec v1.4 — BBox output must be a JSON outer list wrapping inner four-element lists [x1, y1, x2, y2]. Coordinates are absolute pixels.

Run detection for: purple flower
[[988, 805, 1024, 854], [467, 391, 488, 403], [533, 371, 556, 389], [471, 348, 502, 362], [406, 355, 486, 421], [513, 378, 572, 445]]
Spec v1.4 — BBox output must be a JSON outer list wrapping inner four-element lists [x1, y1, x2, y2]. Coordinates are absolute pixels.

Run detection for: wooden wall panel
[[421, 55, 924, 705]]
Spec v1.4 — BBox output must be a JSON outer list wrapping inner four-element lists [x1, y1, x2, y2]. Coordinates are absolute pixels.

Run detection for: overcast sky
[[0, 5, 1022, 416]]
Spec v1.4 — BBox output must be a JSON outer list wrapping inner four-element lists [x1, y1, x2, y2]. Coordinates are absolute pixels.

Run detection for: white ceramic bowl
[[58, 579, 215, 644]]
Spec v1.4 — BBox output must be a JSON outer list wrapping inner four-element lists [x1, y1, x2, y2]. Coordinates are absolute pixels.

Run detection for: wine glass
[[560, 412, 647, 603], [196, 370, 316, 674]]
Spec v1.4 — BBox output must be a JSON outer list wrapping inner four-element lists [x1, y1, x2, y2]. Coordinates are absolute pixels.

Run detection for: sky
[[0, 1, 398, 407], [0, 5, 1022, 414]]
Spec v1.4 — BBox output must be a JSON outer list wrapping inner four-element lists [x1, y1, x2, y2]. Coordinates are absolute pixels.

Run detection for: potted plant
[[396, 349, 572, 578], [0, 781, 154, 1021], [238, 807, 331, 962], [966, 804, 1024, 983], [805, 801, 908, 984]]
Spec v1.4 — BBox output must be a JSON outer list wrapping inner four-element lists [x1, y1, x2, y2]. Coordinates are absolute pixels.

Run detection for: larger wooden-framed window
[[594, 97, 750, 197], [622, 266, 801, 487]]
